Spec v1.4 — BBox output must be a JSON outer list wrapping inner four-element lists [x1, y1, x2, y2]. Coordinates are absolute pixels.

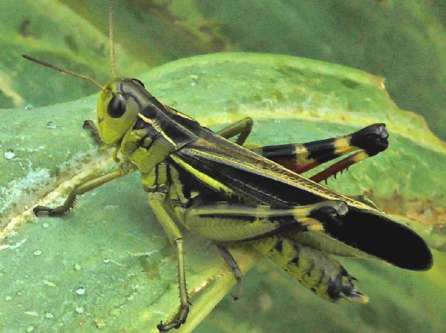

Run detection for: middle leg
[[216, 244, 243, 300], [217, 117, 254, 145]]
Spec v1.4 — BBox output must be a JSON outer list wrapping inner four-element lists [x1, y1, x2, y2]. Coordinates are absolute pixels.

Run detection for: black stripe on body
[[198, 214, 256, 222], [274, 239, 284, 252], [171, 159, 228, 207], [141, 104, 157, 118], [260, 144, 297, 158], [289, 256, 299, 265], [158, 116, 199, 148], [133, 118, 148, 130]]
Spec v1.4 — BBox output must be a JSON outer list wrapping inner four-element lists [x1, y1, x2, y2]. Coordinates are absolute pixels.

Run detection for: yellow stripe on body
[[188, 203, 322, 232], [170, 155, 234, 196], [137, 113, 177, 147], [137, 113, 153, 124]]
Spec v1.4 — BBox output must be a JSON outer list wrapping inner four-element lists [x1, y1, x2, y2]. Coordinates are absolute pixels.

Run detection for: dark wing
[[173, 131, 432, 270]]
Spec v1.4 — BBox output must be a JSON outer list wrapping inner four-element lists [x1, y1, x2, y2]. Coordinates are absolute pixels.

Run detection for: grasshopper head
[[97, 78, 148, 144]]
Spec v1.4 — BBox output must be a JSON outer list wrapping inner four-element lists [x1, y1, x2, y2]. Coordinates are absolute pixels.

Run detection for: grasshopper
[[23, 7, 432, 332]]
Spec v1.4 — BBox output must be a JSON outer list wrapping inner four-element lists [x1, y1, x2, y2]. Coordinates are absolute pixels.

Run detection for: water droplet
[[75, 306, 84, 314], [46, 121, 57, 129], [75, 287, 86, 295], [45, 312, 54, 319], [4, 150, 15, 160], [43, 223, 49, 229], [24, 104, 33, 111], [26, 326, 34, 332], [33, 249, 42, 256], [74, 263, 81, 271], [5, 296, 12, 301]]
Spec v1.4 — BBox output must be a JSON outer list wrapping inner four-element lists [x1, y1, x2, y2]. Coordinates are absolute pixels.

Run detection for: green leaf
[[0, 0, 149, 108], [1, 53, 445, 332]]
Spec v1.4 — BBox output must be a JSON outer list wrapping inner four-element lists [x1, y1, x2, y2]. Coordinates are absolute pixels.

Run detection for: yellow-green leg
[[217, 117, 253, 145], [34, 165, 133, 216], [148, 192, 190, 332]]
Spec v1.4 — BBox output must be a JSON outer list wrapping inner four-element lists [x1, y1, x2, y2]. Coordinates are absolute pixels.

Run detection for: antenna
[[22, 54, 105, 90], [109, 0, 118, 77]]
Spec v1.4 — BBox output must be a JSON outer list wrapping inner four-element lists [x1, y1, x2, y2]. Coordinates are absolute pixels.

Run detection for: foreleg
[[34, 164, 133, 216]]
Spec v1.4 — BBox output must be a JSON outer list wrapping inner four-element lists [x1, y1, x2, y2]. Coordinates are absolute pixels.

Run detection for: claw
[[33, 204, 70, 217], [33, 205, 51, 216], [341, 289, 369, 304], [157, 322, 167, 332], [157, 319, 185, 332], [157, 303, 189, 332]]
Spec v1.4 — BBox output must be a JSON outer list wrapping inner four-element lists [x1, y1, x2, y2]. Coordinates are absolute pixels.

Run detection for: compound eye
[[107, 94, 127, 118]]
